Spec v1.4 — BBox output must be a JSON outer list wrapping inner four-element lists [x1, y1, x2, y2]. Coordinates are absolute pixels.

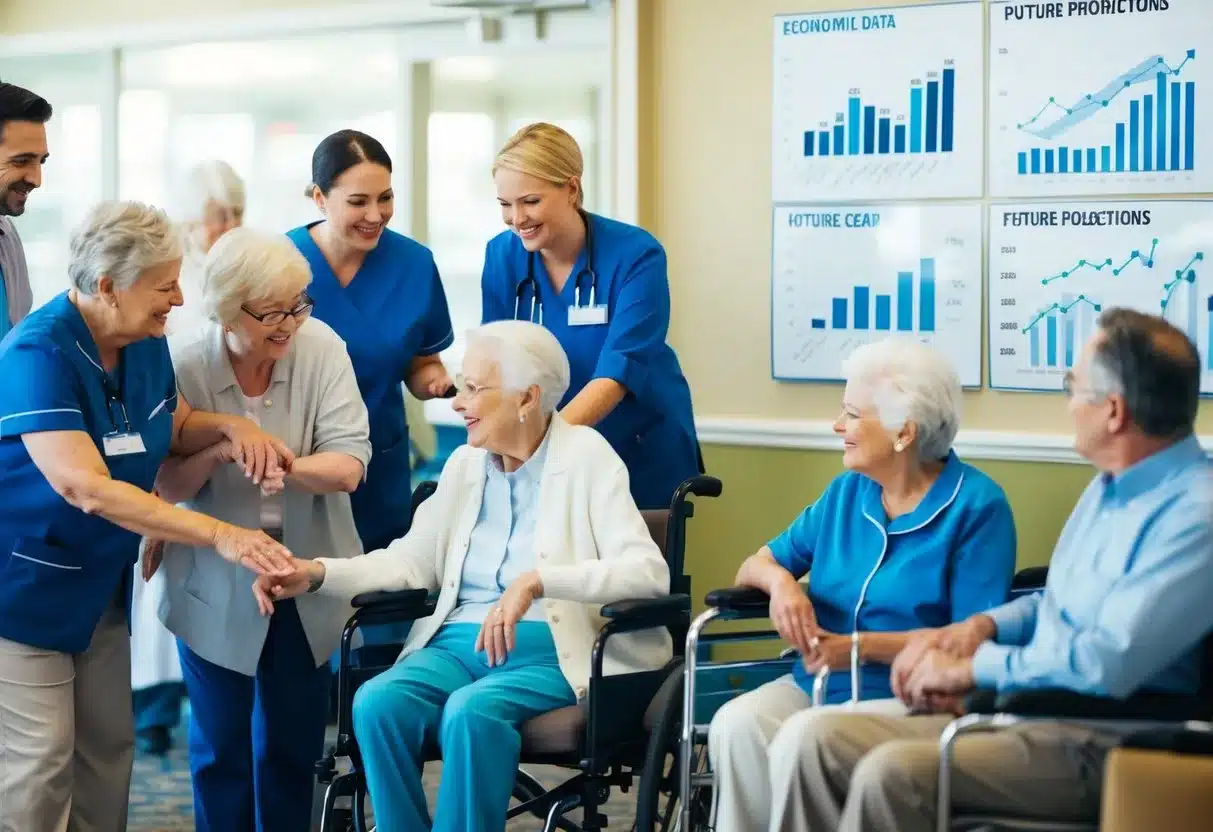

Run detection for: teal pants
[[352, 622, 576, 832]]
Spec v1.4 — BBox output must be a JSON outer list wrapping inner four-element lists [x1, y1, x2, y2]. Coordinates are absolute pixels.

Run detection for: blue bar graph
[[810, 262, 937, 336], [1062, 292, 1076, 368], [832, 298, 848, 329], [1031, 148, 1041, 174], [800, 64, 959, 159], [1044, 149, 1055, 174], [1030, 326, 1040, 368], [1013, 49, 1198, 178], [875, 295, 891, 330], [854, 286, 870, 330], [1046, 315, 1058, 367]]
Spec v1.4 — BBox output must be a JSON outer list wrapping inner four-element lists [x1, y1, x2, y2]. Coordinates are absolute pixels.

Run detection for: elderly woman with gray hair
[[256, 319, 673, 832], [148, 226, 371, 832], [707, 337, 1018, 832], [0, 200, 294, 831]]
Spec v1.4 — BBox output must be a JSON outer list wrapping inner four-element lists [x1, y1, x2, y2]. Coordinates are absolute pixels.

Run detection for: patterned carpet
[[128, 712, 642, 831]]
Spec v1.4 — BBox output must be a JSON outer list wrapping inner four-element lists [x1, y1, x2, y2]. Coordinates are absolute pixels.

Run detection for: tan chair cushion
[[641, 510, 669, 556], [1101, 748, 1213, 832], [520, 704, 587, 755]]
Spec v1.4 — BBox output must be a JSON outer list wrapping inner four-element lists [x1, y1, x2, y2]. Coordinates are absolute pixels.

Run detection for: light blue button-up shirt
[[972, 435, 1213, 699], [447, 428, 552, 625]]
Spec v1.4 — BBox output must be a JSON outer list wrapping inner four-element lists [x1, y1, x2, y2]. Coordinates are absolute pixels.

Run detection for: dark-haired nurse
[[287, 130, 455, 556]]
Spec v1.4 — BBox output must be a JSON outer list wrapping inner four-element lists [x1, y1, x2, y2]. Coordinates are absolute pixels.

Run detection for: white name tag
[[103, 432, 147, 457], [568, 305, 609, 327]]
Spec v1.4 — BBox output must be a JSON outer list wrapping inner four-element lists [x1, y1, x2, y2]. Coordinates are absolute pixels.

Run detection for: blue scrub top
[[767, 451, 1017, 704], [0, 292, 177, 653], [480, 212, 700, 510], [287, 225, 454, 551]]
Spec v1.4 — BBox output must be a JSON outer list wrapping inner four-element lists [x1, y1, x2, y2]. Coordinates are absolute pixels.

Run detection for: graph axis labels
[[988, 0, 1212, 198], [772, 0, 984, 203], [986, 200, 1213, 397], [771, 201, 984, 390]]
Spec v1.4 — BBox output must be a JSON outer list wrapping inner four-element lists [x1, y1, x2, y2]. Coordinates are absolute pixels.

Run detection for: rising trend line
[[1021, 241, 1204, 332], [1015, 49, 1195, 141]]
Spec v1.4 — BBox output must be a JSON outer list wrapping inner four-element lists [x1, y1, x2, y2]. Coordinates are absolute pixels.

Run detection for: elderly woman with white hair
[[256, 319, 672, 831], [0, 201, 294, 831], [149, 226, 371, 832], [706, 337, 1018, 832]]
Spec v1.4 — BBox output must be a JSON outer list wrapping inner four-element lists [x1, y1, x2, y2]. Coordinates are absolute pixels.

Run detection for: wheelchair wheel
[[634, 659, 713, 831]]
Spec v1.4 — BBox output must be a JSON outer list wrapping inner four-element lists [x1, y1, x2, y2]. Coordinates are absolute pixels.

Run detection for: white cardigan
[[315, 414, 673, 699]]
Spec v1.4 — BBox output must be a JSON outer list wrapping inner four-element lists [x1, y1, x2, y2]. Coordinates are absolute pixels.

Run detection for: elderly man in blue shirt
[[785, 307, 1212, 832]]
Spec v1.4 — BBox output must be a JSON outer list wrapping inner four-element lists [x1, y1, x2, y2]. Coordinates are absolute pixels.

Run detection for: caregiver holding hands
[[287, 130, 455, 552], [479, 122, 702, 510]]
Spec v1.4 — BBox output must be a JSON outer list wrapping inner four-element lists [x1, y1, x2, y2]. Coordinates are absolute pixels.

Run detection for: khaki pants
[[0, 601, 134, 832], [707, 674, 909, 832], [787, 710, 1119, 832]]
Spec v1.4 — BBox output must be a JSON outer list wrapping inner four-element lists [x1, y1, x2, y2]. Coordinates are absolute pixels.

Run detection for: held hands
[[251, 557, 319, 616], [475, 571, 545, 667], [218, 418, 295, 486], [901, 649, 975, 713], [768, 575, 820, 657], [890, 616, 994, 704], [213, 523, 295, 577]]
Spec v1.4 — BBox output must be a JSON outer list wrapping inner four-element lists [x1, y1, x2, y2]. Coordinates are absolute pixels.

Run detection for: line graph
[[988, 0, 1213, 197], [987, 200, 1213, 395]]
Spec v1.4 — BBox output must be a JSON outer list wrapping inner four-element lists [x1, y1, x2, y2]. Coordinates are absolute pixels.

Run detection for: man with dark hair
[[766, 309, 1212, 831], [0, 81, 52, 338]]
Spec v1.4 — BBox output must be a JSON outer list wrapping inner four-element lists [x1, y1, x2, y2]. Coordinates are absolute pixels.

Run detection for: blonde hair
[[492, 122, 585, 208], [200, 228, 312, 325]]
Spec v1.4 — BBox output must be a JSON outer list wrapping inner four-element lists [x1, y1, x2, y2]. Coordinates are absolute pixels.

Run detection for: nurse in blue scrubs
[[287, 129, 455, 554], [481, 122, 701, 510], [0, 200, 294, 831]]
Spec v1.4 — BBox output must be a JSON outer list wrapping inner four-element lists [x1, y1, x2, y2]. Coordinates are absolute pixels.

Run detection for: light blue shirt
[[972, 435, 1213, 699], [447, 428, 552, 625]]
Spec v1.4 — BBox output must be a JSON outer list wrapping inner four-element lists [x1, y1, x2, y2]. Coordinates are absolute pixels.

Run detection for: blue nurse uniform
[[480, 212, 700, 510], [0, 291, 177, 653], [287, 225, 454, 552]]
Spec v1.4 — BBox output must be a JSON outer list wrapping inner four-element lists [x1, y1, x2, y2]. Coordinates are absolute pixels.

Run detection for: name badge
[[568, 305, 609, 327], [103, 432, 147, 457]]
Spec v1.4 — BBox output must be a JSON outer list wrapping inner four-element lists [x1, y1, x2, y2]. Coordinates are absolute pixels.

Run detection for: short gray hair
[[841, 337, 962, 460], [68, 201, 183, 295], [180, 160, 245, 222], [200, 227, 312, 325], [466, 320, 571, 413]]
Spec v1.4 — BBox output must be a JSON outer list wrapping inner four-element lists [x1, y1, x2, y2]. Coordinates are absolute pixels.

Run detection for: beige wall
[[644, 0, 1213, 435]]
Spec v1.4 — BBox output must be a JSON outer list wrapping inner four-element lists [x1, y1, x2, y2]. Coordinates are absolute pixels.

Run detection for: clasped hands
[[890, 615, 995, 716]]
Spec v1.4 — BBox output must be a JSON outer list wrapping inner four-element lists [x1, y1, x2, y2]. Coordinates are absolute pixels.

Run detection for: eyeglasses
[[1062, 370, 1105, 402], [453, 374, 501, 397], [241, 293, 314, 327]]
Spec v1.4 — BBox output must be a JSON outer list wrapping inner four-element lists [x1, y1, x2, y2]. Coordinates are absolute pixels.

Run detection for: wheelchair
[[314, 473, 723, 832], [631, 565, 1055, 831]]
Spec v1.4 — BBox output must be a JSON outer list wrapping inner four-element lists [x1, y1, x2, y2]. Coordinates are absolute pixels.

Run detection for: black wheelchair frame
[[314, 474, 723, 832]]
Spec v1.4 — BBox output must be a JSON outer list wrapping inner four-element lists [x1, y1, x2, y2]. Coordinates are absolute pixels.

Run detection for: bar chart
[[773, 1, 983, 202], [988, 0, 1212, 197], [802, 66, 956, 160], [772, 202, 982, 387], [987, 200, 1213, 395]]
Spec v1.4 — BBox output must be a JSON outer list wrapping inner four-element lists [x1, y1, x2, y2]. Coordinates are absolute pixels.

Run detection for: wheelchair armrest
[[350, 588, 432, 617], [1010, 565, 1048, 592], [966, 687, 1208, 722], [1120, 724, 1213, 756], [599, 594, 690, 631], [703, 586, 770, 617]]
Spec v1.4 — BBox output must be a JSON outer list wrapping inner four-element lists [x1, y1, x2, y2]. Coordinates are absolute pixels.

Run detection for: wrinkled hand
[[259, 463, 287, 497], [904, 648, 975, 712], [213, 524, 295, 577], [935, 615, 996, 658], [219, 419, 295, 485], [141, 538, 165, 581], [891, 629, 943, 703], [769, 576, 819, 657], [801, 630, 854, 674], [252, 559, 318, 616], [475, 571, 544, 667]]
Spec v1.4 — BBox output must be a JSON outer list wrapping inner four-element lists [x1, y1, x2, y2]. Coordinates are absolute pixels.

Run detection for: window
[[0, 53, 108, 308], [119, 34, 401, 236]]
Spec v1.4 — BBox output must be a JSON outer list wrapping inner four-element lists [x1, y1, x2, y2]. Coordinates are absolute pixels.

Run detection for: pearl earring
[[519, 412, 525, 424], [894, 441, 905, 452]]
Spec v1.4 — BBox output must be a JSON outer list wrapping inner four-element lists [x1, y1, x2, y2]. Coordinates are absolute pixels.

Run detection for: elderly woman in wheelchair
[[254, 320, 673, 832], [704, 338, 1018, 832]]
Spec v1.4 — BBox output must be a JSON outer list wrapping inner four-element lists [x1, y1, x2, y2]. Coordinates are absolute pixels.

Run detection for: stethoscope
[[514, 211, 598, 325]]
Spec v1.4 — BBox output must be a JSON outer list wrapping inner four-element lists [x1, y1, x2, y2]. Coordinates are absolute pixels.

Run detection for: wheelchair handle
[[809, 631, 863, 708]]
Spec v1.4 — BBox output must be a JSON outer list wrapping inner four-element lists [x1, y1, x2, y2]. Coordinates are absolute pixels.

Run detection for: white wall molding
[[695, 416, 1213, 466]]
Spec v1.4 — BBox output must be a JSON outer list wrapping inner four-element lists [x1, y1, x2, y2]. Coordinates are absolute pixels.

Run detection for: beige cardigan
[[316, 414, 673, 699]]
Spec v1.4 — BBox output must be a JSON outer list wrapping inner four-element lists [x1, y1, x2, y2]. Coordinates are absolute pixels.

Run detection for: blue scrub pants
[[353, 622, 576, 832], [178, 599, 330, 832]]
